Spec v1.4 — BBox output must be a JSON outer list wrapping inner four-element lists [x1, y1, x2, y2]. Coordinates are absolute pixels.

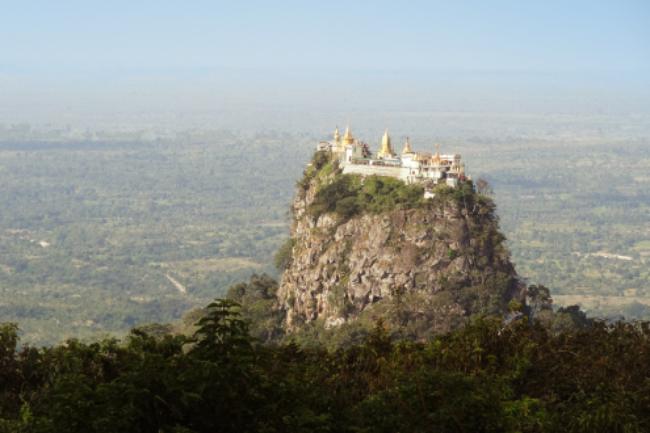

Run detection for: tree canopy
[[0, 299, 649, 433]]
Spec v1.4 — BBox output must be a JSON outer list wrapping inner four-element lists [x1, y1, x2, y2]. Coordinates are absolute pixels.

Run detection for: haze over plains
[[1, 0, 649, 128]]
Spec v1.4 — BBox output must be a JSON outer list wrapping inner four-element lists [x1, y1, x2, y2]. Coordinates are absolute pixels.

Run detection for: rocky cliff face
[[277, 155, 523, 336]]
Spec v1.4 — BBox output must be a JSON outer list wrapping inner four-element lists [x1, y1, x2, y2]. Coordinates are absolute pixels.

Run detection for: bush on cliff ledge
[[309, 174, 425, 220]]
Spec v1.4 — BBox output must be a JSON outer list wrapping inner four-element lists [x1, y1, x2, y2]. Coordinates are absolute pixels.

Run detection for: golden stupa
[[402, 137, 413, 155], [377, 129, 395, 158], [342, 126, 354, 145]]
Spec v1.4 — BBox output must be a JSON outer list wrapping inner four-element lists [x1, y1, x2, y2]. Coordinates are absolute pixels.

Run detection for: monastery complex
[[318, 126, 467, 190]]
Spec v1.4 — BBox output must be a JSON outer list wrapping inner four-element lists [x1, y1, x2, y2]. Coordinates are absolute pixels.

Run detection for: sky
[[1, 0, 649, 123]]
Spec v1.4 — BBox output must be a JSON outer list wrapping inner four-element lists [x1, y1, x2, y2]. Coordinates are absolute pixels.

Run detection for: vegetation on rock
[[309, 174, 426, 220], [273, 238, 295, 271]]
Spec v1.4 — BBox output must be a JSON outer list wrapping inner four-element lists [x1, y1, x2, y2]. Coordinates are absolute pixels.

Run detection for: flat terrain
[[0, 133, 309, 344], [0, 112, 648, 344]]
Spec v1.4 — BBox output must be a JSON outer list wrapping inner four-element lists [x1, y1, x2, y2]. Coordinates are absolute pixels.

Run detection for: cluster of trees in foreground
[[1, 297, 649, 433]]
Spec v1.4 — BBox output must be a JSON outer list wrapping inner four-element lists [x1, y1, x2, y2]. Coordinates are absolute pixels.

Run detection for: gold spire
[[378, 129, 394, 158], [431, 143, 441, 164], [402, 136, 413, 154], [343, 126, 354, 145], [334, 126, 340, 144]]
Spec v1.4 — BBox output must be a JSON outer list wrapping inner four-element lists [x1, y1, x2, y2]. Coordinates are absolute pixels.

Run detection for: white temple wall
[[342, 164, 409, 182]]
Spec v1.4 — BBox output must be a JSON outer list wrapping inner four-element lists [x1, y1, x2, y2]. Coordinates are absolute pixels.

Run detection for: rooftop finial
[[402, 136, 413, 154], [378, 129, 394, 158], [432, 143, 442, 164], [343, 125, 354, 145]]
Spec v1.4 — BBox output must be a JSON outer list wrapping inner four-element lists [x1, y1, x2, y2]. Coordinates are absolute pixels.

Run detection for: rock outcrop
[[277, 154, 523, 336]]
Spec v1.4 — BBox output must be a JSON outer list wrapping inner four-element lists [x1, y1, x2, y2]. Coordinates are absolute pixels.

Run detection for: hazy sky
[[1, 0, 649, 123]]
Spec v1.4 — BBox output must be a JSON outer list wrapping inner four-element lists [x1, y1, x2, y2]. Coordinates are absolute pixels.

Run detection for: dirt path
[[165, 274, 187, 294]]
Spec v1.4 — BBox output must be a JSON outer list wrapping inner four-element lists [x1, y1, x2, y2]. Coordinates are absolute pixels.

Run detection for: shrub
[[296, 151, 332, 191], [274, 238, 295, 271], [309, 174, 425, 221]]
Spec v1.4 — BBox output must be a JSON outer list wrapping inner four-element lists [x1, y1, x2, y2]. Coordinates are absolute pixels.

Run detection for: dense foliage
[[226, 274, 284, 343], [309, 174, 426, 220], [0, 301, 649, 433]]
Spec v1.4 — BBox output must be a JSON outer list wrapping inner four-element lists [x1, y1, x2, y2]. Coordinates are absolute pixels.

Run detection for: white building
[[318, 126, 466, 188]]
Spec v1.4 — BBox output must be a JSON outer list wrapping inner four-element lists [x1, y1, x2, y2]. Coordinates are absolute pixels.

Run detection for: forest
[[0, 294, 648, 433]]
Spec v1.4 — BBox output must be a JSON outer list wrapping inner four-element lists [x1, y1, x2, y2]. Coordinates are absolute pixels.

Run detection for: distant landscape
[[1, 111, 648, 345]]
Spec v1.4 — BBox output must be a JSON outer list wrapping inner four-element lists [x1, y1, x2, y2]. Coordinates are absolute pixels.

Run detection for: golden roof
[[402, 136, 413, 154], [431, 144, 442, 164], [378, 129, 394, 158], [343, 126, 354, 145]]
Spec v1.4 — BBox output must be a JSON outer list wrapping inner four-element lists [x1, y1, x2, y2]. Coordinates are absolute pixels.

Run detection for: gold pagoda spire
[[431, 143, 442, 164], [342, 126, 354, 145], [334, 126, 341, 144], [402, 136, 413, 154], [378, 129, 394, 158]]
